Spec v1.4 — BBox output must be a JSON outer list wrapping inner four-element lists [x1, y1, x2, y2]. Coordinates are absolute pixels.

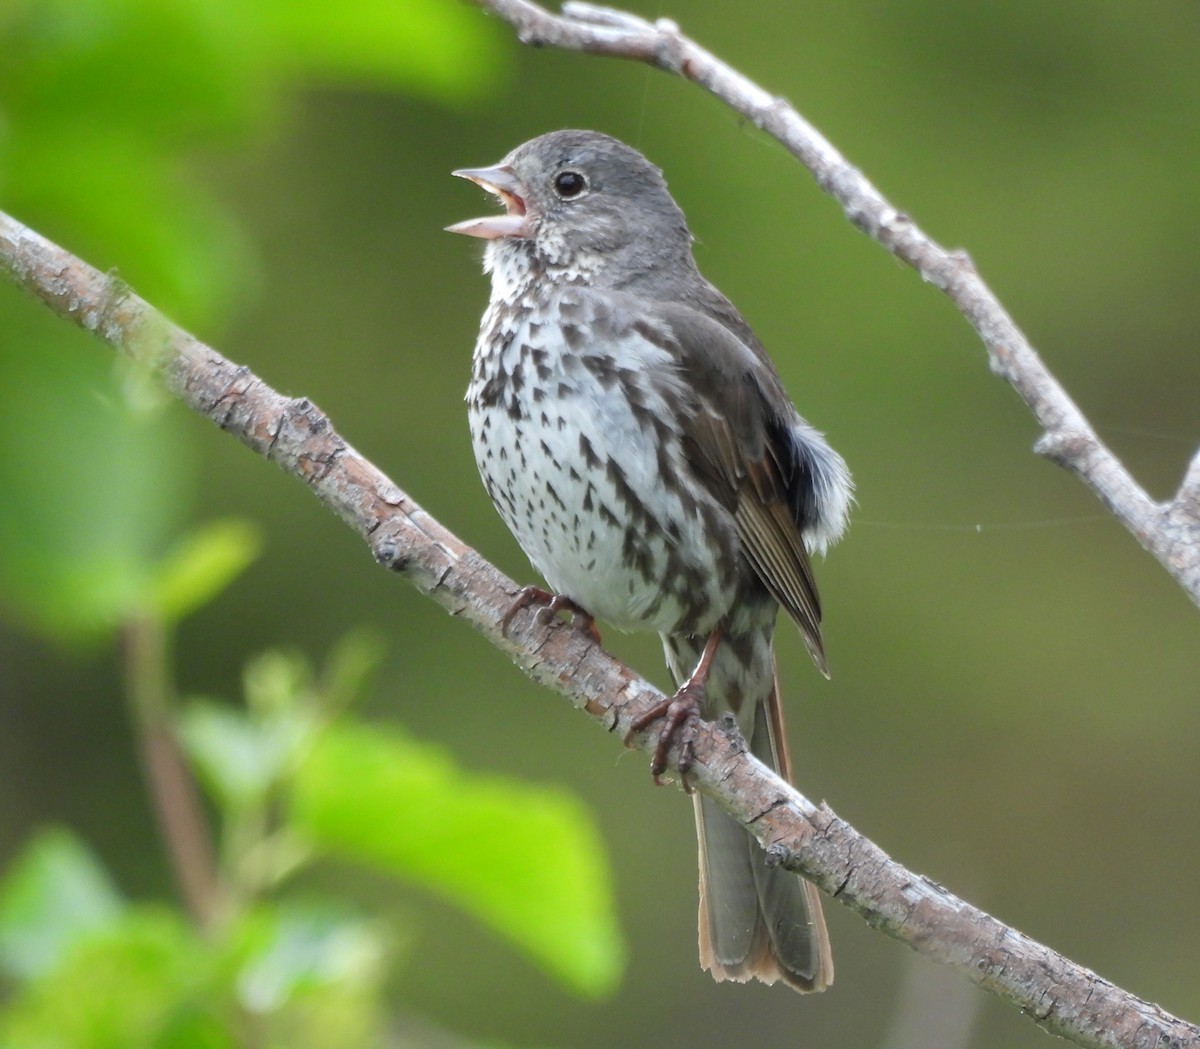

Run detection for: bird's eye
[[553, 170, 588, 199]]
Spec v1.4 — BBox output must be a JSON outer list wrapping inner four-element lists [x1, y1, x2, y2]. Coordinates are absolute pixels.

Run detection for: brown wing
[[651, 301, 828, 675]]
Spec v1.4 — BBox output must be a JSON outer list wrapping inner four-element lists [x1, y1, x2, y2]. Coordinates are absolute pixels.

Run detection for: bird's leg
[[626, 626, 724, 788], [500, 585, 602, 645]]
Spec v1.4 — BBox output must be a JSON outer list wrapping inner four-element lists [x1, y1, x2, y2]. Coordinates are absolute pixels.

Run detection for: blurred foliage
[[0, 827, 395, 1049], [0, 338, 195, 641], [0, 0, 505, 323], [293, 720, 623, 997], [2, 2, 1200, 1049], [0, 1, 622, 1046], [0, 635, 624, 1047]]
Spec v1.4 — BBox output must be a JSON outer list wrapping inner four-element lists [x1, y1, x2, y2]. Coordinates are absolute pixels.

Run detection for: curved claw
[[625, 684, 703, 790], [624, 627, 723, 789], [500, 586, 602, 645]]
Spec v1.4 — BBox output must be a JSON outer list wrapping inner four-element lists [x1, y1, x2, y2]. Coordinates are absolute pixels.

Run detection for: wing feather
[[640, 299, 831, 673]]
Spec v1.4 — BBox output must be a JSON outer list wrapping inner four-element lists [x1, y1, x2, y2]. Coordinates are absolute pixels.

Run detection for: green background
[[2, 1, 1198, 1046]]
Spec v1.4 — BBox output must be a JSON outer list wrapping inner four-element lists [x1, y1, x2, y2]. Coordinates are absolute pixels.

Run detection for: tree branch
[[2, 210, 1196, 1049], [468, 0, 1200, 609]]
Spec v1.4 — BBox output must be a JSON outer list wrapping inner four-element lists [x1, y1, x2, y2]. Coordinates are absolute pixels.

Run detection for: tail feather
[[694, 659, 832, 992]]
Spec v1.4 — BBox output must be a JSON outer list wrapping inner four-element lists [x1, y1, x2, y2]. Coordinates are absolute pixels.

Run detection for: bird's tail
[[666, 628, 832, 992]]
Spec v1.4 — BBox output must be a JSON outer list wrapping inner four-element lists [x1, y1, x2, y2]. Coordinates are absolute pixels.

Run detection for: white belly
[[468, 302, 737, 635]]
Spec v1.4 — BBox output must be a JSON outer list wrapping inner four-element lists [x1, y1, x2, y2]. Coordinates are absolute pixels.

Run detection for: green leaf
[[0, 905, 227, 1049], [0, 827, 126, 981], [236, 902, 386, 1014], [290, 722, 625, 998], [221, 902, 389, 1049], [179, 699, 306, 810], [0, 897, 391, 1049], [149, 519, 262, 625]]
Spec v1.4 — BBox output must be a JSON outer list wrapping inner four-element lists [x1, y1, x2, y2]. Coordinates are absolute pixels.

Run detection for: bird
[[447, 129, 852, 992]]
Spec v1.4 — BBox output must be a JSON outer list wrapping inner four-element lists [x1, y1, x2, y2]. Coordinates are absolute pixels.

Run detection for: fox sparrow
[[447, 130, 851, 992]]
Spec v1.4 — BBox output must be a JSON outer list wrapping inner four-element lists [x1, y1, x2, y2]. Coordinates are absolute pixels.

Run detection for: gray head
[[447, 130, 697, 292]]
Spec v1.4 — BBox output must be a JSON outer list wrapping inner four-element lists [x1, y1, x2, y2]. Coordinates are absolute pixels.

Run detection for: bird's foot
[[500, 586, 602, 645], [625, 627, 724, 789], [625, 682, 704, 789]]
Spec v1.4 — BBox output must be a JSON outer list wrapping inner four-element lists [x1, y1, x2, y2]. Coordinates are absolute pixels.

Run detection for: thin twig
[[1, 210, 1195, 1049], [468, 0, 1200, 607], [121, 613, 223, 926]]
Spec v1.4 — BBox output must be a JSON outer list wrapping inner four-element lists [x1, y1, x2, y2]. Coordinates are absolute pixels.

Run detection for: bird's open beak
[[446, 164, 534, 240]]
